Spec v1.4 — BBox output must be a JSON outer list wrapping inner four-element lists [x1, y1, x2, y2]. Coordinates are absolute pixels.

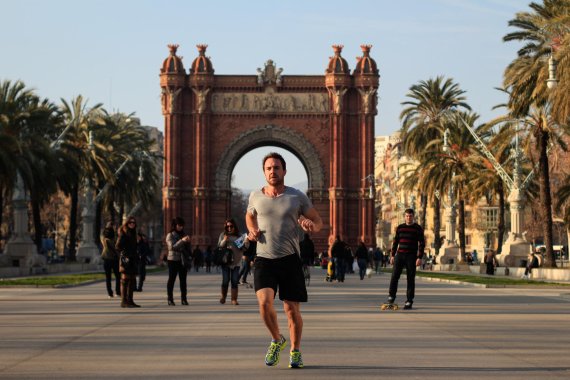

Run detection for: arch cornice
[[214, 125, 325, 191]]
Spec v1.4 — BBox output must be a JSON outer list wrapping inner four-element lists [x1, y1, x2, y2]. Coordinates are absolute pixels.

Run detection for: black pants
[[103, 259, 120, 297], [167, 260, 188, 300], [137, 261, 147, 289], [389, 254, 417, 302]]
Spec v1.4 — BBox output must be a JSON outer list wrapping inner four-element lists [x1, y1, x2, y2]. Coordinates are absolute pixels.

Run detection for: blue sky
[[1, 0, 528, 188]]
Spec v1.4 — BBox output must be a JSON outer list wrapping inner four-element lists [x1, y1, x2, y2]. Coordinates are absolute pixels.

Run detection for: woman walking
[[165, 217, 192, 306], [116, 217, 140, 308], [217, 218, 249, 305]]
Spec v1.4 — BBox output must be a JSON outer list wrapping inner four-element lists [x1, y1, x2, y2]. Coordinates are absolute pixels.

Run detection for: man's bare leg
[[283, 300, 302, 350], [256, 288, 281, 340]]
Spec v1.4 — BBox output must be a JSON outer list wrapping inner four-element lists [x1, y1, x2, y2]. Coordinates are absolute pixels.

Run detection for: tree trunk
[[538, 128, 556, 268], [95, 200, 102, 248], [420, 193, 427, 229], [118, 202, 124, 226], [433, 196, 441, 256], [68, 182, 79, 262], [0, 192, 3, 243], [496, 180, 505, 255], [458, 198, 466, 262], [31, 199, 43, 254]]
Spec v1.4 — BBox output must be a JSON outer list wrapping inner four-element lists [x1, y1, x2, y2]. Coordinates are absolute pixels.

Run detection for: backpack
[[213, 246, 233, 266]]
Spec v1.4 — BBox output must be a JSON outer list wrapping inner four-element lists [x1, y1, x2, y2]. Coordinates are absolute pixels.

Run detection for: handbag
[[214, 247, 233, 266], [181, 249, 192, 269], [119, 252, 135, 273]]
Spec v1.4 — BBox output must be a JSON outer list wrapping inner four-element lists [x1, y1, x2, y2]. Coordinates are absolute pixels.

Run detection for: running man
[[246, 152, 323, 369], [385, 208, 425, 310]]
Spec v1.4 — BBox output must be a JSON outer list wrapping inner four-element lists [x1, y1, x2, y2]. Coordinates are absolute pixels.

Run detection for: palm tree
[[0, 80, 37, 206], [0, 80, 62, 252], [399, 76, 471, 256], [503, 0, 570, 125], [58, 96, 105, 261], [95, 112, 160, 227]]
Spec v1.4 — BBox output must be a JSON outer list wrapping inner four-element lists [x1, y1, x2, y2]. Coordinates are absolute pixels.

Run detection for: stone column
[[498, 188, 532, 267], [2, 173, 46, 269], [439, 187, 460, 265], [76, 184, 100, 263]]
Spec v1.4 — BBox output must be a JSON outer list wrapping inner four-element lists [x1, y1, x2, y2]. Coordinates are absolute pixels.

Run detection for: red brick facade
[[160, 44, 379, 252]]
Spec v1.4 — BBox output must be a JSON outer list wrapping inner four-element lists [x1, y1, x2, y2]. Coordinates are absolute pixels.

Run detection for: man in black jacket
[[385, 209, 425, 309]]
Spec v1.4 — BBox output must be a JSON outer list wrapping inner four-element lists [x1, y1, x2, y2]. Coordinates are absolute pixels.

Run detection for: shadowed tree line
[[0, 81, 161, 261]]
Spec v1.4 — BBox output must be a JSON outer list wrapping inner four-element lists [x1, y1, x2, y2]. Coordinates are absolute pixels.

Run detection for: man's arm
[[298, 207, 323, 233], [417, 225, 426, 259], [245, 210, 261, 241], [391, 226, 400, 257]]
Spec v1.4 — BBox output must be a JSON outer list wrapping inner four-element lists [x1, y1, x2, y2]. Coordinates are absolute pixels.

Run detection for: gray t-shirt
[[247, 186, 313, 259]]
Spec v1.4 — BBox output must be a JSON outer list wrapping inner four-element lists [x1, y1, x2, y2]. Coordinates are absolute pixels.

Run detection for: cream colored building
[[374, 133, 506, 262]]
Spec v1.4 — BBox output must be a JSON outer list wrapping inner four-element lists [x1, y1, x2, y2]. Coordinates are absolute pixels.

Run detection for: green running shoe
[[265, 335, 287, 366], [289, 350, 304, 368]]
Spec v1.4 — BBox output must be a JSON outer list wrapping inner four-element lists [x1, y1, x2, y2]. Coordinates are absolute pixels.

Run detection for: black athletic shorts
[[254, 254, 308, 302]]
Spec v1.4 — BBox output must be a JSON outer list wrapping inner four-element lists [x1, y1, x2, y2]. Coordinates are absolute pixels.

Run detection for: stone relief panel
[[211, 93, 329, 114]]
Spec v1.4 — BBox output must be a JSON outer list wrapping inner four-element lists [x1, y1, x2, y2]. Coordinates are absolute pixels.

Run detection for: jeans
[[221, 265, 240, 289], [137, 260, 147, 289], [103, 259, 120, 296], [389, 254, 417, 302], [374, 259, 381, 273], [334, 258, 346, 281], [167, 260, 188, 300], [357, 258, 367, 280]]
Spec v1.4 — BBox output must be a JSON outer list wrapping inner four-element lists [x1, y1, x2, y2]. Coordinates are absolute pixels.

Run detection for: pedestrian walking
[[164, 217, 192, 306], [136, 233, 151, 291], [100, 221, 120, 299], [205, 245, 213, 273], [355, 240, 369, 280], [116, 217, 141, 308], [246, 152, 323, 369], [384, 208, 425, 310], [373, 246, 383, 273], [329, 236, 346, 282], [239, 240, 256, 286], [217, 218, 248, 305]]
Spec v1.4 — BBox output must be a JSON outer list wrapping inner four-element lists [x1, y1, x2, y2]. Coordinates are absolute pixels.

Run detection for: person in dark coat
[[164, 217, 192, 306], [136, 233, 151, 291], [355, 240, 369, 280], [100, 221, 120, 298], [116, 217, 140, 308], [484, 249, 498, 275]]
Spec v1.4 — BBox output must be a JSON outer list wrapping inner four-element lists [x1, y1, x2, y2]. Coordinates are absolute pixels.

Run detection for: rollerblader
[[382, 208, 425, 311]]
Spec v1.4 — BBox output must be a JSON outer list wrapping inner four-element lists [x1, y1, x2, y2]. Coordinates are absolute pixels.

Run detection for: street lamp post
[[76, 131, 99, 263], [458, 117, 532, 267], [437, 128, 461, 265]]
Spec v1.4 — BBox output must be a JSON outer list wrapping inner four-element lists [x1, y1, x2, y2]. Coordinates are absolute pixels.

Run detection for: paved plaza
[[0, 268, 569, 379]]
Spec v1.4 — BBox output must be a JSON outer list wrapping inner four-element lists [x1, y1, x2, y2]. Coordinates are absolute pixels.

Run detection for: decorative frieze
[[211, 92, 329, 114]]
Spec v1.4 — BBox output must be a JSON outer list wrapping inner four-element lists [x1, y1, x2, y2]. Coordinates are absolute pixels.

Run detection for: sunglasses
[[225, 224, 234, 229], [128, 221, 136, 225]]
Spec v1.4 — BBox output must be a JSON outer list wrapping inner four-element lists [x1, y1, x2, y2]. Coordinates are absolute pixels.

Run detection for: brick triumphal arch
[[160, 44, 379, 251]]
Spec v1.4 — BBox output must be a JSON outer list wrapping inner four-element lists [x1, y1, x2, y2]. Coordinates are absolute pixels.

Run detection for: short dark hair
[[404, 208, 415, 215], [262, 152, 286, 171]]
